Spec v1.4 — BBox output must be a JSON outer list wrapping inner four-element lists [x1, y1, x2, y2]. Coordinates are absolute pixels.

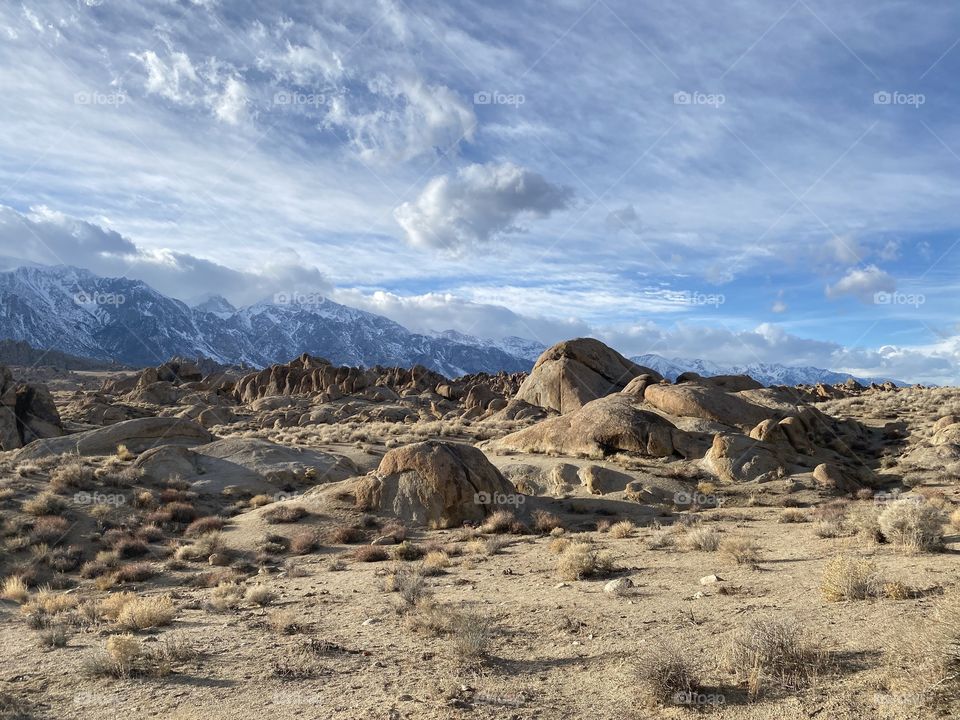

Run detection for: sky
[[0, 0, 959, 383]]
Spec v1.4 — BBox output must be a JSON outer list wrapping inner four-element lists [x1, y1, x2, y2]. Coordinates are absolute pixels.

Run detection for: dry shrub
[[268, 609, 304, 634], [949, 507, 960, 531], [646, 530, 676, 550], [249, 494, 273, 508], [719, 536, 760, 566], [115, 595, 176, 630], [847, 503, 883, 542], [723, 617, 826, 698], [49, 461, 94, 492], [821, 556, 882, 601], [382, 564, 429, 610], [637, 642, 701, 708], [532, 510, 563, 534], [28, 516, 70, 545], [22, 493, 67, 517], [184, 516, 225, 536], [812, 499, 849, 523], [480, 510, 515, 534], [289, 530, 320, 555], [244, 585, 276, 606], [21, 587, 78, 616], [814, 520, 848, 538], [556, 542, 617, 581], [421, 551, 450, 576], [878, 498, 946, 552], [116, 444, 135, 461], [113, 562, 157, 584], [113, 537, 149, 559], [380, 521, 407, 542], [779, 509, 809, 523], [608, 520, 635, 539], [263, 504, 308, 524], [682, 527, 720, 551], [1, 576, 29, 603], [391, 541, 424, 561], [209, 582, 244, 611], [467, 536, 508, 556], [326, 524, 365, 544], [350, 546, 388, 562], [163, 502, 196, 523], [449, 612, 493, 661]]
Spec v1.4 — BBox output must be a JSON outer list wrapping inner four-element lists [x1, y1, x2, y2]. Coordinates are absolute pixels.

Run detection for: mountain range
[[0, 264, 901, 385]]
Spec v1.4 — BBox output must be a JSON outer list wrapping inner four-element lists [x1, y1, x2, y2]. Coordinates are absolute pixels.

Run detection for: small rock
[[208, 553, 229, 567], [693, 591, 705, 599], [370, 535, 396, 546], [603, 578, 634, 595], [362, 617, 380, 626], [699, 574, 722, 585], [555, 582, 571, 589]]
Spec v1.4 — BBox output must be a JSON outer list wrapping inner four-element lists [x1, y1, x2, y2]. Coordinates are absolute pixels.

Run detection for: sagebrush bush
[[723, 617, 825, 698], [821, 556, 882, 601], [608, 520, 635, 539], [263, 504, 308, 524], [556, 542, 617, 580], [479, 510, 515, 534], [22, 493, 67, 517], [637, 643, 701, 707], [682, 527, 720, 551], [878, 499, 946, 552], [1, 576, 29, 603], [719, 536, 760, 566]]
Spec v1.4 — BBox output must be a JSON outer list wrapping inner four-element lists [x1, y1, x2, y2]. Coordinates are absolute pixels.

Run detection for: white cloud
[[131, 50, 199, 103], [394, 161, 573, 251], [325, 75, 477, 163], [212, 76, 247, 125], [825, 265, 896, 302]]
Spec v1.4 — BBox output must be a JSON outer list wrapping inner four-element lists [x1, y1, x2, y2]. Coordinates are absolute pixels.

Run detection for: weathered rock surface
[[194, 437, 357, 485], [355, 440, 517, 528], [0, 366, 64, 451], [15, 416, 212, 459], [515, 338, 662, 414]]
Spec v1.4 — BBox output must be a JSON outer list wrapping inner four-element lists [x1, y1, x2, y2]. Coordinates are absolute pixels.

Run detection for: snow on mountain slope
[[631, 353, 902, 387], [0, 265, 534, 376]]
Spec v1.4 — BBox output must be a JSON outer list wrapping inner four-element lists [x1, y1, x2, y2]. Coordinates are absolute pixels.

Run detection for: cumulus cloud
[[0, 204, 329, 305], [825, 265, 896, 302], [394, 161, 573, 251]]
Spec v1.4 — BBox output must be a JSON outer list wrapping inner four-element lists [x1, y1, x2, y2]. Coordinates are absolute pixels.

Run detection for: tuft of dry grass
[[821, 556, 882, 601], [289, 529, 320, 555], [636, 642, 702, 708], [350, 545, 389, 562], [479, 510, 515, 534], [263, 504, 308, 524], [1, 576, 29, 603], [681, 526, 720, 551], [382, 564, 430, 611], [556, 542, 617, 581], [531, 510, 563, 534], [209, 583, 244, 611], [244, 585, 276, 606], [22, 492, 68, 517], [779, 508, 809, 523], [722, 617, 826, 699], [184, 516, 225, 536], [719, 536, 761, 566], [115, 595, 176, 630], [326, 524, 365, 544], [420, 551, 450, 576], [608, 520, 635, 539], [878, 498, 946, 552]]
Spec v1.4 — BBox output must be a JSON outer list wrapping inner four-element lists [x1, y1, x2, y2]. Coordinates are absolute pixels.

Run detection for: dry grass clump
[[326, 524, 365, 544], [244, 585, 276, 606], [608, 520, 635, 539], [467, 536, 509, 556], [420, 551, 450, 576], [289, 529, 320, 555], [407, 601, 493, 661], [113, 562, 158, 584], [350, 545, 389, 562], [20, 587, 78, 616], [209, 582, 244, 611], [878, 498, 946, 552], [681, 526, 720, 551], [263, 504, 308, 524], [719, 536, 760, 566], [949, 507, 960, 532], [556, 542, 617, 581], [1, 576, 29, 603], [83, 633, 195, 679], [821, 556, 882, 601], [267, 609, 304, 634], [722, 617, 826, 698], [531, 510, 563, 534], [22, 492, 68, 517], [28, 516, 70, 545], [779, 508, 809, 523], [382, 564, 430, 611], [49, 461, 95, 492], [175, 532, 224, 562], [391, 541, 424, 561], [248, 494, 273, 508], [636, 642, 702, 708], [645, 530, 676, 550], [479, 510, 515, 534], [114, 594, 176, 630], [184, 516, 225, 536]]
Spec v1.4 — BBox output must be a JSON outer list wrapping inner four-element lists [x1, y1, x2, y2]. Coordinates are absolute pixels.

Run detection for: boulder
[[194, 438, 357, 485], [490, 395, 682, 459], [812, 463, 864, 494], [578, 464, 634, 495], [549, 462, 580, 494], [703, 433, 783, 483], [515, 338, 662, 414], [0, 368, 64, 450], [15, 417, 213, 459], [134, 445, 274, 494], [933, 415, 960, 433], [644, 383, 772, 430], [355, 440, 517, 528]]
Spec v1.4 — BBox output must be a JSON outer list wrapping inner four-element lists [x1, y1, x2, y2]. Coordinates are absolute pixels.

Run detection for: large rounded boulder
[[355, 441, 518, 528], [515, 338, 662, 414]]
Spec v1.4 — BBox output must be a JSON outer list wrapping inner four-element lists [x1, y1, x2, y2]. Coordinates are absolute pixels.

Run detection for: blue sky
[[0, 0, 958, 382]]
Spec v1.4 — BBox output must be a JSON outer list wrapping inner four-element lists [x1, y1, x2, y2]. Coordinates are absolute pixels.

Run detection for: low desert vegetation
[[821, 555, 882, 601], [263, 504, 309, 524], [556, 542, 617, 580], [878, 498, 946, 552], [636, 642, 702, 708], [681, 526, 720, 551], [719, 536, 761, 566]]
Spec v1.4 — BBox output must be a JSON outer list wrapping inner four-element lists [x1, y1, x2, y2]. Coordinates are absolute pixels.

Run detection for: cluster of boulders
[[0, 365, 63, 450]]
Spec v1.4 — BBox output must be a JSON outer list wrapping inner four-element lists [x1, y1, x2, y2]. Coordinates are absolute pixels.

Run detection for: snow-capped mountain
[[632, 353, 901, 387], [429, 330, 547, 363], [0, 265, 534, 376]]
